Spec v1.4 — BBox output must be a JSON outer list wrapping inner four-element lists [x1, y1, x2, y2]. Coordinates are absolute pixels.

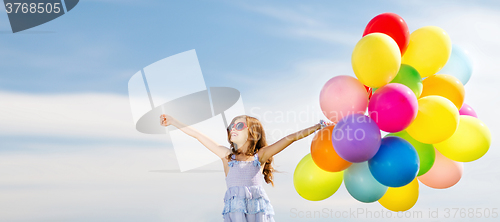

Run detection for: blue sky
[[4, 0, 488, 95], [1, 0, 500, 221]]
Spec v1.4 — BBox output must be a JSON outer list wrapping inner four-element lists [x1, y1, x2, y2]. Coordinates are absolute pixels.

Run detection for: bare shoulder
[[217, 145, 231, 159], [219, 146, 232, 160], [257, 147, 266, 157], [257, 147, 268, 163]]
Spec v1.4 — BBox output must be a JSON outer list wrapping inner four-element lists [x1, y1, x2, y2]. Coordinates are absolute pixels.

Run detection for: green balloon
[[386, 131, 435, 176], [390, 64, 423, 98], [293, 153, 344, 201]]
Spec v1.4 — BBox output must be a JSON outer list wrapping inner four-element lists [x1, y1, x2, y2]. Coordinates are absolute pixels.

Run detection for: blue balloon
[[368, 137, 419, 187], [437, 44, 472, 85], [345, 162, 388, 203]]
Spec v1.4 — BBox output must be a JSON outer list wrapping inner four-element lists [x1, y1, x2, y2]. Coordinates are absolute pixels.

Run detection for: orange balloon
[[420, 74, 465, 110], [418, 149, 463, 189], [311, 125, 352, 172]]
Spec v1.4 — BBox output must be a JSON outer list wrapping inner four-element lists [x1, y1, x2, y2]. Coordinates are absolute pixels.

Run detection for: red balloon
[[363, 13, 410, 55]]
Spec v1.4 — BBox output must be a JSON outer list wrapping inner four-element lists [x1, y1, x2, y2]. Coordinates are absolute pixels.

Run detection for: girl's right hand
[[160, 114, 174, 127]]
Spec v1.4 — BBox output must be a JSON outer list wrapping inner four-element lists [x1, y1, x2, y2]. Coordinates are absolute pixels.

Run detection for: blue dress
[[222, 152, 276, 222]]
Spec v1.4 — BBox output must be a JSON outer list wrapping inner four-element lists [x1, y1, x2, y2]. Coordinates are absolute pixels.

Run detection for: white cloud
[[248, 5, 325, 27], [288, 28, 359, 45], [0, 145, 226, 221], [0, 90, 167, 144], [233, 1, 359, 46]]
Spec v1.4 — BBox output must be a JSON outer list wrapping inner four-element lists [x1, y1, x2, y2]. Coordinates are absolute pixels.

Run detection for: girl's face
[[229, 117, 249, 145]]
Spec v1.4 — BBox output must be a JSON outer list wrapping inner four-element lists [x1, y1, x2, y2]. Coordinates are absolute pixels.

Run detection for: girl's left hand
[[318, 119, 334, 130]]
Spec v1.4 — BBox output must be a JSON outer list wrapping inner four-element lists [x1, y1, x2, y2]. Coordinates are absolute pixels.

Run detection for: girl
[[160, 114, 330, 222]]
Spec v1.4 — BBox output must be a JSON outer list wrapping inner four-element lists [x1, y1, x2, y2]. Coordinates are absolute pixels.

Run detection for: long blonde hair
[[225, 115, 278, 187]]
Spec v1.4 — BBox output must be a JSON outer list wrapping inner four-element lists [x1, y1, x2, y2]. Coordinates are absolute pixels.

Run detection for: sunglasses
[[227, 122, 247, 131]]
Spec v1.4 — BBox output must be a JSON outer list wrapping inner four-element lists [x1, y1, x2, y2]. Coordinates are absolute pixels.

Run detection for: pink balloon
[[418, 149, 463, 189], [368, 83, 418, 132], [319, 75, 368, 123], [459, 103, 478, 118]]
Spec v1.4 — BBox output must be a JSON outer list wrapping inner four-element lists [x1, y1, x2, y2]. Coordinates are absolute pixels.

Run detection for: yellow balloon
[[293, 153, 344, 201], [406, 96, 459, 144], [434, 115, 491, 162], [378, 178, 419, 212], [421, 74, 465, 110], [352, 33, 401, 88], [402, 26, 452, 77]]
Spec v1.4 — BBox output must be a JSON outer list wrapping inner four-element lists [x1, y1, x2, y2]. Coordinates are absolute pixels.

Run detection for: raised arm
[[259, 122, 323, 163], [160, 114, 230, 159]]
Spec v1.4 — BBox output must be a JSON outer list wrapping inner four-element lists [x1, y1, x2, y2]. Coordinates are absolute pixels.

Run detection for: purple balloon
[[332, 114, 382, 162], [459, 103, 478, 118]]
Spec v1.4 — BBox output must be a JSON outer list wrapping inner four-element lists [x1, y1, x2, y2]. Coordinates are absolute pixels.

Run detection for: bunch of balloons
[[293, 12, 491, 212]]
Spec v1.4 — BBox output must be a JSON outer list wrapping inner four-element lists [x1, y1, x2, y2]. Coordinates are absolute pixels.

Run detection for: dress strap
[[253, 153, 261, 167]]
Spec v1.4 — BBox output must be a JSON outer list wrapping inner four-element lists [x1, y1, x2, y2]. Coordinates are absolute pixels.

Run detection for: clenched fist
[[160, 114, 174, 127]]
